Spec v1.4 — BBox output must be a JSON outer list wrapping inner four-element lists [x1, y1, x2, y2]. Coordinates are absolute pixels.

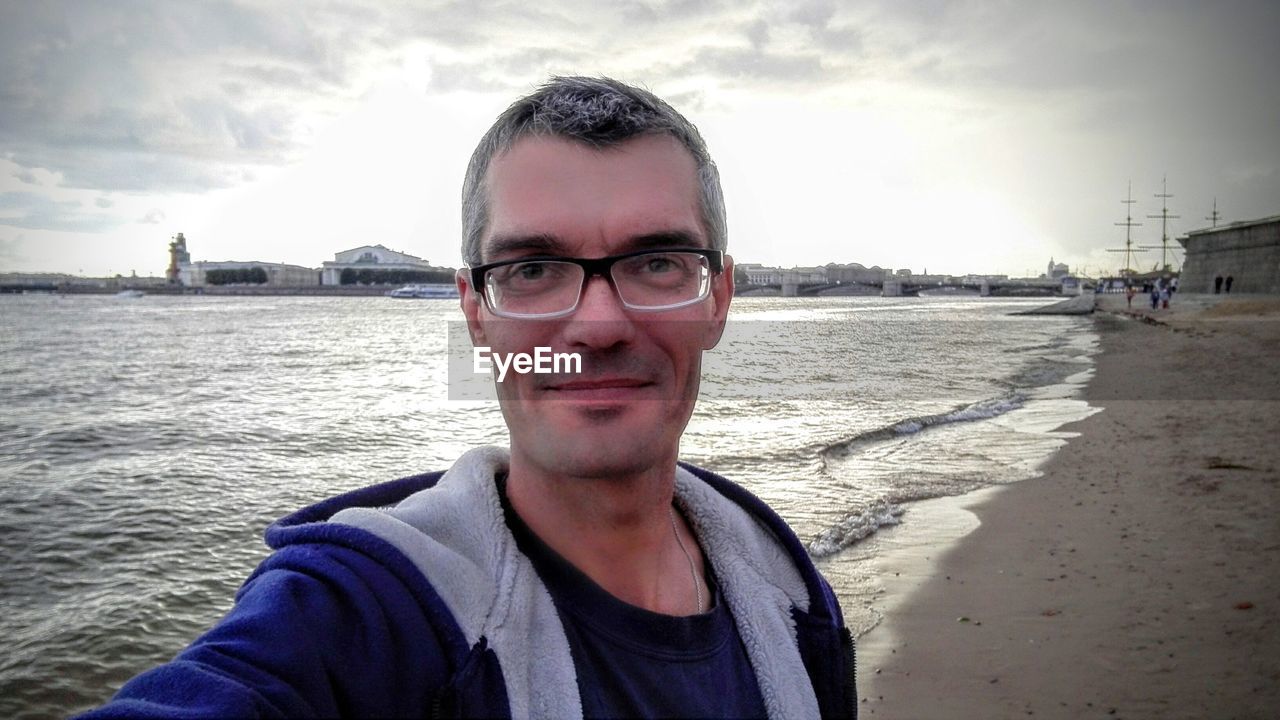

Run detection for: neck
[[505, 449, 705, 616]]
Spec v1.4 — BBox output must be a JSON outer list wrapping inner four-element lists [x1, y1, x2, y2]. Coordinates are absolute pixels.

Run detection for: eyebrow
[[483, 230, 705, 262], [624, 231, 705, 251], [483, 233, 565, 260]]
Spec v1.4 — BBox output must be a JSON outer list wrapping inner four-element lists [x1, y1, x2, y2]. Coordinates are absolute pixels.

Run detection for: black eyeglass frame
[[468, 247, 725, 318]]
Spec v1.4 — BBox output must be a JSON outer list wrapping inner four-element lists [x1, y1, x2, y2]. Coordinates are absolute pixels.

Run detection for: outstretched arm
[[78, 542, 457, 719]]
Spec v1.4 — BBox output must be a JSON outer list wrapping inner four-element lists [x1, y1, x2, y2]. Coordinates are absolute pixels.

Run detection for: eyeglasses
[[469, 248, 724, 319]]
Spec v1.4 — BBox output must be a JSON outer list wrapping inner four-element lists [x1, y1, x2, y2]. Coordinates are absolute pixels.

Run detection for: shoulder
[[85, 449, 520, 719], [259, 448, 522, 650], [675, 463, 856, 718], [82, 524, 468, 719], [674, 462, 843, 625], [302, 446, 578, 719]]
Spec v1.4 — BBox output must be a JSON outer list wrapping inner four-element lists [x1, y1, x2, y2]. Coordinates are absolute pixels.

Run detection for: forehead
[[481, 134, 704, 259]]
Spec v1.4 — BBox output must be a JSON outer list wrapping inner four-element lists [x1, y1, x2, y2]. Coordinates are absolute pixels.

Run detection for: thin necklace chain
[[669, 506, 704, 615]]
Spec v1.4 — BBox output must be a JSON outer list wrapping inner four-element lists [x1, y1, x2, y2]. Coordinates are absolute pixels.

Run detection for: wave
[[807, 500, 905, 558], [820, 393, 1026, 459]]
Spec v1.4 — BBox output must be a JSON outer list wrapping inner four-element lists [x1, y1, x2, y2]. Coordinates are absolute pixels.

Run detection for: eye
[[644, 256, 677, 273], [515, 262, 547, 280], [493, 261, 550, 283], [491, 261, 577, 290]]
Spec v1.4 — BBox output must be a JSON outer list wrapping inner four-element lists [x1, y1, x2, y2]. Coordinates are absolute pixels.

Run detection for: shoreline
[[856, 293, 1280, 718], [2, 285, 399, 296]]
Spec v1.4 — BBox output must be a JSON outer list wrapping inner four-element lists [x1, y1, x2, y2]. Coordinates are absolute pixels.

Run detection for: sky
[[1, 1, 1277, 279]]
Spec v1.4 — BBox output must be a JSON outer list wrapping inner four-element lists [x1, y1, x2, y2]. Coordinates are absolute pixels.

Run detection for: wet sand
[[858, 293, 1280, 719]]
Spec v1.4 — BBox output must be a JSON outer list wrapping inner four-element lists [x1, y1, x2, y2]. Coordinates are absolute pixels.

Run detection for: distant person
[[1151, 286, 1160, 310], [1215, 276, 1224, 294], [1126, 285, 1136, 309], [1226, 275, 1235, 293], [80, 77, 855, 719], [1161, 286, 1171, 310]]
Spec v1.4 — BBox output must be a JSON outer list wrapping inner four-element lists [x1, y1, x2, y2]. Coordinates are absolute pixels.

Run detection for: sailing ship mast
[[1205, 197, 1222, 228], [1106, 181, 1146, 275], [1140, 175, 1180, 271]]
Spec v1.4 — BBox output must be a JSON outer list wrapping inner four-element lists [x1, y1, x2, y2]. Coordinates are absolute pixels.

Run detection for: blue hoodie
[[81, 447, 856, 719]]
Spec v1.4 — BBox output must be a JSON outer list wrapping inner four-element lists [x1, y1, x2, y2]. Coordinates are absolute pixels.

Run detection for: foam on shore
[[857, 294, 1280, 718]]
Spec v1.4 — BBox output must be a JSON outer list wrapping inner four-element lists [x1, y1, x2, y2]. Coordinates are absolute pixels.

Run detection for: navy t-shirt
[[498, 480, 767, 719]]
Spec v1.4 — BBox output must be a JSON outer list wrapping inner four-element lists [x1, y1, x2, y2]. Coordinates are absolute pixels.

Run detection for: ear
[[702, 254, 734, 350], [457, 268, 488, 346]]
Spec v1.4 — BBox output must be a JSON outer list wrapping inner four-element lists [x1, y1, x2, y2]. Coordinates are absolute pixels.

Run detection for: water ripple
[[0, 294, 1093, 717]]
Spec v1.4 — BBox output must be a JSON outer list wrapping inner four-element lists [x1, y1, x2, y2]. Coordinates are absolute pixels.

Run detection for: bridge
[[0, 282, 59, 294], [738, 274, 1066, 298]]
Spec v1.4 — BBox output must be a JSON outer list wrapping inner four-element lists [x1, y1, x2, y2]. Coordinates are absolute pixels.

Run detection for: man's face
[[459, 134, 733, 480]]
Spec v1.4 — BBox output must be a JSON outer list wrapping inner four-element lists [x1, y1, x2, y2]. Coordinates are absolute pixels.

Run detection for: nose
[[561, 273, 636, 349]]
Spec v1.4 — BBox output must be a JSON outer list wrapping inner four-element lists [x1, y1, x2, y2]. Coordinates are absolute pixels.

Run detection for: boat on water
[[388, 283, 459, 299], [115, 289, 145, 298]]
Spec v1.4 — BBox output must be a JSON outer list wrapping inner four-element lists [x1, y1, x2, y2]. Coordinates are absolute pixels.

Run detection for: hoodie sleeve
[[77, 540, 459, 719]]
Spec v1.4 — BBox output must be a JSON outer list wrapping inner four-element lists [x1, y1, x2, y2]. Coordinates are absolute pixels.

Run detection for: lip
[[541, 377, 656, 402], [547, 377, 651, 391]]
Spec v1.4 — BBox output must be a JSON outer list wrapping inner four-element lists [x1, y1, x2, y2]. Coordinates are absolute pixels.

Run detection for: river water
[[0, 293, 1097, 718]]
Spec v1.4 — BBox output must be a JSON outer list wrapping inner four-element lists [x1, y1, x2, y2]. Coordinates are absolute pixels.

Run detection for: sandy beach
[[858, 293, 1280, 719]]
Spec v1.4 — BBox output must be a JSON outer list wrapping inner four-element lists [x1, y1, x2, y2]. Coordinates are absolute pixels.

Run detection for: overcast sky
[[2, 0, 1276, 278]]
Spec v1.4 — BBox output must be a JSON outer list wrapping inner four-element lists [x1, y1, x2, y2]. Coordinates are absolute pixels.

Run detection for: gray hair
[[460, 76, 726, 266]]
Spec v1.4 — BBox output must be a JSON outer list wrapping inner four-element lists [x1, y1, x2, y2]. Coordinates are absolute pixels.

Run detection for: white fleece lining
[[674, 465, 818, 719], [331, 447, 581, 720], [332, 446, 820, 720]]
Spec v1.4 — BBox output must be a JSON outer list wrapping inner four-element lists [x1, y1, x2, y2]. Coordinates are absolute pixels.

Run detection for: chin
[[504, 391, 696, 479], [520, 425, 676, 481]]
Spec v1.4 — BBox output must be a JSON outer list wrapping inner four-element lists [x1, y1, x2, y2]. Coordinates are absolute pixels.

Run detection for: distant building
[[0, 272, 75, 293], [320, 244, 449, 286], [788, 266, 829, 284], [960, 274, 1008, 284], [180, 260, 318, 287], [737, 265, 829, 285], [911, 274, 948, 285], [1046, 258, 1070, 280], [170, 234, 317, 287], [167, 233, 190, 285], [737, 263, 783, 285], [824, 263, 887, 285], [1177, 215, 1280, 294], [0, 272, 77, 285]]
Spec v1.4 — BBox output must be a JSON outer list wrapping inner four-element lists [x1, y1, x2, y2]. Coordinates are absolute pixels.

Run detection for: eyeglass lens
[[484, 251, 712, 317]]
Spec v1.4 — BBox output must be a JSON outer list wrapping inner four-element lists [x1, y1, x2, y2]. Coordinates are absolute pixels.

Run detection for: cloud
[[0, 1, 874, 196], [3, 164, 62, 188], [0, 192, 124, 233], [0, 234, 23, 262], [686, 46, 829, 85], [95, 197, 113, 208], [0, 0, 1275, 276], [417, 2, 864, 97], [3, 0, 761, 193], [0, 1, 385, 193], [137, 208, 166, 224], [663, 88, 709, 113]]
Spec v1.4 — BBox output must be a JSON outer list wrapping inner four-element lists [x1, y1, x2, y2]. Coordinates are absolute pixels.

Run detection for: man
[[84, 77, 854, 719]]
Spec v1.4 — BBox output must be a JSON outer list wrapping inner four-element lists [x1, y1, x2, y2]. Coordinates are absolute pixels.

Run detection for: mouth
[[541, 377, 657, 401]]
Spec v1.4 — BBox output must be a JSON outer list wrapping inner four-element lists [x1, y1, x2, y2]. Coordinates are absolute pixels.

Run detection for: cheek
[[482, 320, 543, 354], [652, 329, 708, 379], [479, 323, 546, 399]]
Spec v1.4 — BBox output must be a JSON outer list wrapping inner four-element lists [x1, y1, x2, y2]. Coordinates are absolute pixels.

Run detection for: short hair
[[460, 76, 726, 266]]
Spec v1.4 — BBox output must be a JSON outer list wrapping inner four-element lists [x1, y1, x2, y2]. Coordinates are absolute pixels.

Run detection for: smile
[[541, 377, 657, 402]]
